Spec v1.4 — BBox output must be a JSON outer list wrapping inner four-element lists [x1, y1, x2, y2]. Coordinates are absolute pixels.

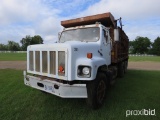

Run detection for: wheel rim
[[97, 79, 106, 104]]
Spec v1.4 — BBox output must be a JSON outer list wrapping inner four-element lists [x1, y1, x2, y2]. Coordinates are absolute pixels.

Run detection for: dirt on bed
[[0, 61, 160, 70]]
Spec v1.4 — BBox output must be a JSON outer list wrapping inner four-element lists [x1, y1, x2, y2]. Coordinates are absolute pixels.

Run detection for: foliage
[[7, 41, 21, 51], [129, 41, 134, 53], [129, 36, 160, 55], [20, 35, 32, 51], [20, 35, 43, 51], [0, 41, 20, 51], [151, 37, 160, 56], [31, 35, 43, 44], [130, 36, 151, 54], [0, 35, 43, 51], [0, 44, 8, 51]]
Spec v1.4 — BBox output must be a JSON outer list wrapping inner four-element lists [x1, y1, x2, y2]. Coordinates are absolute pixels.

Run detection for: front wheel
[[86, 73, 107, 109]]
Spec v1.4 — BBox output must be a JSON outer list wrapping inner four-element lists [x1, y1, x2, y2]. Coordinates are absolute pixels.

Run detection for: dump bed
[[61, 12, 116, 28]]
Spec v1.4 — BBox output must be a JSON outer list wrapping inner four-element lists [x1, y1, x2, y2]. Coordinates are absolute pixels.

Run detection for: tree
[[151, 37, 160, 56], [31, 35, 43, 45], [132, 36, 151, 54], [20, 35, 43, 51], [0, 44, 8, 51], [129, 41, 134, 54], [7, 41, 21, 51], [20, 35, 32, 51]]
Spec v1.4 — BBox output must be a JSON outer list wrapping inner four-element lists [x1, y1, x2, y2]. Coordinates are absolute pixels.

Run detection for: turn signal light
[[87, 53, 92, 59], [59, 66, 64, 73]]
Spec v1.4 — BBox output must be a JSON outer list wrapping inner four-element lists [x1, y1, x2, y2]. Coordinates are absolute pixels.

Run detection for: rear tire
[[118, 62, 125, 78], [86, 73, 107, 109]]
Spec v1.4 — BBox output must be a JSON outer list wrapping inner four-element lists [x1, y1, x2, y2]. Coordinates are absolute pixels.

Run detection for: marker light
[[87, 53, 92, 59]]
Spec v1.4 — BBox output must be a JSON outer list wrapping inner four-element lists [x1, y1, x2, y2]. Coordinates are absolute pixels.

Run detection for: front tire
[[86, 73, 107, 109]]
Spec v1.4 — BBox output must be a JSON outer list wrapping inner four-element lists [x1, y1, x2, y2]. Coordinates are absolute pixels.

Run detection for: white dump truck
[[23, 12, 129, 109]]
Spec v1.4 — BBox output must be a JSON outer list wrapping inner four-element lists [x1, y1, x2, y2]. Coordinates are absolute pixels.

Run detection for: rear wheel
[[86, 73, 107, 109], [118, 62, 125, 78]]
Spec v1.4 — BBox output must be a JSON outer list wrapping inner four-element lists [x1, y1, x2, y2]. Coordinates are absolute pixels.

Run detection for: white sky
[[0, 0, 160, 44]]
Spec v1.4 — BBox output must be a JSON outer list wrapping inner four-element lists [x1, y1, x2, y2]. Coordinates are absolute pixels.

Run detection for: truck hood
[[65, 41, 100, 52], [28, 41, 100, 54], [27, 41, 101, 81]]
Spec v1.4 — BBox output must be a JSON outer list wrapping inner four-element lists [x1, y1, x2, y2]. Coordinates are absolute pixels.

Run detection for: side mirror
[[103, 30, 108, 37], [58, 32, 62, 40], [103, 30, 108, 43], [114, 29, 119, 41], [106, 31, 108, 37]]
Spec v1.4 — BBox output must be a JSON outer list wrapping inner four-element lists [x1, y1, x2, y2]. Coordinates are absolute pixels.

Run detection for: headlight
[[82, 67, 90, 75]]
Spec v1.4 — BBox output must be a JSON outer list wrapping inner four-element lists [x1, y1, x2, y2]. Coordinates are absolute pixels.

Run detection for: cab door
[[101, 28, 111, 65]]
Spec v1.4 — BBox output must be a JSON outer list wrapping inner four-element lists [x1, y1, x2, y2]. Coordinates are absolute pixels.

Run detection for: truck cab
[[58, 23, 112, 79], [23, 12, 129, 109]]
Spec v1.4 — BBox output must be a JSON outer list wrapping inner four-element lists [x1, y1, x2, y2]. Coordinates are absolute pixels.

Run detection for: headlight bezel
[[77, 66, 91, 78]]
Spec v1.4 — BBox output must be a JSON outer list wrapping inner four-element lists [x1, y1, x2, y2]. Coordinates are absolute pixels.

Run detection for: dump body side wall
[[61, 12, 115, 28], [110, 27, 129, 64]]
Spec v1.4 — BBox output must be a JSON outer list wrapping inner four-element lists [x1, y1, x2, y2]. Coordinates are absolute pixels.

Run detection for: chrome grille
[[29, 51, 33, 71], [28, 50, 66, 77], [42, 51, 48, 73], [50, 51, 56, 75], [58, 51, 65, 76], [35, 51, 40, 72]]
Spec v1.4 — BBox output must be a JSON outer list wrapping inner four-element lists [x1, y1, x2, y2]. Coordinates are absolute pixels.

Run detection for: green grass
[[0, 69, 160, 120], [0, 53, 160, 62], [0, 53, 26, 61], [129, 56, 160, 62]]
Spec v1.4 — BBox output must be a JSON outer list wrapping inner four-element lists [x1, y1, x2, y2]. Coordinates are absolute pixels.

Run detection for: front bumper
[[23, 71, 87, 98]]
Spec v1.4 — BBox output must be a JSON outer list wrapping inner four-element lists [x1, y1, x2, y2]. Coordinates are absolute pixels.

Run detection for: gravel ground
[[0, 61, 27, 70], [0, 61, 160, 70], [128, 61, 160, 70]]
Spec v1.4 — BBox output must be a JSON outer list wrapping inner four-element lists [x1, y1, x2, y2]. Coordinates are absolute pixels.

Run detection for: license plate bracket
[[44, 85, 54, 92]]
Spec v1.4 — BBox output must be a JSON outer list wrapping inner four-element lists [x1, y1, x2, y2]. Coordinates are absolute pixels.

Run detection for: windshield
[[59, 27, 100, 43]]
